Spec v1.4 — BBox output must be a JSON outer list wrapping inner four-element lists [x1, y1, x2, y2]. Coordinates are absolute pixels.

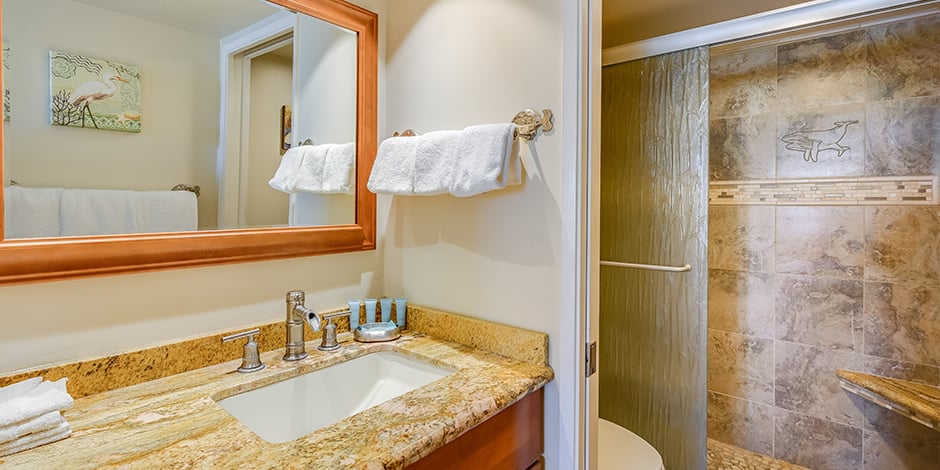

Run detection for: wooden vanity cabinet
[[407, 388, 544, 470]]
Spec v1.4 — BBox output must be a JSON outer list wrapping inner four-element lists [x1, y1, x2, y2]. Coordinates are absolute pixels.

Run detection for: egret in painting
[[67, 71, 128, 129]]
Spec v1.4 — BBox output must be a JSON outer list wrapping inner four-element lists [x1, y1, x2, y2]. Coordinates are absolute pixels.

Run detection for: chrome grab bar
[[600, 260, 692, 273]]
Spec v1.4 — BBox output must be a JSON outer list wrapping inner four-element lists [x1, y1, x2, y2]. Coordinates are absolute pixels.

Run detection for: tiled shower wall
[[706, 13, 940, 470]]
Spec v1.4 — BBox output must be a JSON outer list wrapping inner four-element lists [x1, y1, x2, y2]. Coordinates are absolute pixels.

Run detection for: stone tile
[[777, 30, 867, 110], [708, 330, 776, 405], [864, 282, 940, 367], [708, 269, 775, 338], [865, 207, 940, 285], [776, 104, 865, 178], [710, 46, 778, 119], [865, 96, 940, 176], [710, 114, 777, 181], [862, 402, 940, 469], [867, 14, 940, 101], [707, 390, 775, 456], [775, 341, 865, 427], [862, 356, 940, 386], [775, 275, 863, 351], [774, 408, 864, 470], [776, 206, 865, 280], [709, 205, 775, 273]]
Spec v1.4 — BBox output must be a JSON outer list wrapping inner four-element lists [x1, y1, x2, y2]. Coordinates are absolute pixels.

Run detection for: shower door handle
[[600, 260, 692, 272]]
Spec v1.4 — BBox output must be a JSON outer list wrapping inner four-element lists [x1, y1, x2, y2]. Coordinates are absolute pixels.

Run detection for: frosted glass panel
[[600, 48, 709, 470]]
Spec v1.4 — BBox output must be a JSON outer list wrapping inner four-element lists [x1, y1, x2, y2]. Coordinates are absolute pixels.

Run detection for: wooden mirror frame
[[0, 0, 378, 285]]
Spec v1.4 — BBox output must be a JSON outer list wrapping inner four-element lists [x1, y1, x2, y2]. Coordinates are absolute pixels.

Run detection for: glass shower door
[[599, 47, 709, 470]]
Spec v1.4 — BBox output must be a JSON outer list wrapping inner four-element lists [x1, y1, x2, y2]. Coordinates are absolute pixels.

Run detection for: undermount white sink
[[215, 351, 453, 443]]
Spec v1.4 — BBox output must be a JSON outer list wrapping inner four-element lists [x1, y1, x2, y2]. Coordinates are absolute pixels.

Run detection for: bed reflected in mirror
[[1, 0, 358, 239]]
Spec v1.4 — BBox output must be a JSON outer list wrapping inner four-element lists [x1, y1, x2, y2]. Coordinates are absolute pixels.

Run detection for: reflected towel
[[0, 378, 72, 428], [367, 136, 419, 195], [135, 191, 198, 233], [449, 123, 518, 197], [3, 186, 63, 238], [319, 143, 356, 194], [60, 189, 137, 236], [413, 130, 459, 195], [0, 420, 71, 457], [268, 146, 306, 193], [290, 144, 330, 193]]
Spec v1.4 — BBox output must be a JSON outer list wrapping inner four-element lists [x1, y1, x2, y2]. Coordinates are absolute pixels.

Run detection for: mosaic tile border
[[709, 176, 939, 206]]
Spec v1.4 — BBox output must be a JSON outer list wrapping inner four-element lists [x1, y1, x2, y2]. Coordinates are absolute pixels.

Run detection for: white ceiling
[[74, 0, 282, 39], [603, 0, 812, 48]]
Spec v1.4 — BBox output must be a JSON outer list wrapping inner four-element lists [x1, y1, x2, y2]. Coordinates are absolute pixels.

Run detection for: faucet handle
[[221, 328, 265, 373], [317, 311, 351, 352]]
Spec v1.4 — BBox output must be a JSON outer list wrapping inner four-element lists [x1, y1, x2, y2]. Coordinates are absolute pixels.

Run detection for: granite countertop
[[836, 369, 940, 432], [0, 332, 554, 469]]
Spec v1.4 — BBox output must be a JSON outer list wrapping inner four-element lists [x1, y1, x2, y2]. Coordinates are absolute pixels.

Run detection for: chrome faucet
[[283, 290, 320, 361]]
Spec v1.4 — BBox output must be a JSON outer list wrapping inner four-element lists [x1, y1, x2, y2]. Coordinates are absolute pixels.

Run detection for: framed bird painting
[[49, 50, 141, 133]]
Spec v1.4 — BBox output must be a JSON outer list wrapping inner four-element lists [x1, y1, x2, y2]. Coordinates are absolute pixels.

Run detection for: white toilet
[[597, 419, 665, 470]]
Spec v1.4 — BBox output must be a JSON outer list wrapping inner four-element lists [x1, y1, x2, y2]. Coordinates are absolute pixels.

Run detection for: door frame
[[218, 12, 294, 229]]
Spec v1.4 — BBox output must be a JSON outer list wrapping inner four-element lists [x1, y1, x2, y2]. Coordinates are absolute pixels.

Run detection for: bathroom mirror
[[0, 0, 378, 284]]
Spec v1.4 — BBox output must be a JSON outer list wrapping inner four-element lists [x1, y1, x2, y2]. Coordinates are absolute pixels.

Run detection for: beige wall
[[382, 1, 580, 467], [2, 0, 221, 228], [707, 14, 940, 469]]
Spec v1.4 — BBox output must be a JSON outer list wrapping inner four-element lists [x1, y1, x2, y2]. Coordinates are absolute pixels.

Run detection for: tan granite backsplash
[[0, 305, 548, 398]]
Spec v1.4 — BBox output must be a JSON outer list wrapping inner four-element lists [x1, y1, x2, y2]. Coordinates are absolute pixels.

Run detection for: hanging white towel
[[367, 136, 419, 195], [135, 191, 198, 233], [3, 186, 63, 239], [290, 144, 330, 193], [268, 146, 306, 193], [0, 378, 72, 428], [449, 123, 518, 197], [0, 420, 71, 457], [413, 130, 460, 195], [60, 189, 137, 236], [319, 143, 356, 194]]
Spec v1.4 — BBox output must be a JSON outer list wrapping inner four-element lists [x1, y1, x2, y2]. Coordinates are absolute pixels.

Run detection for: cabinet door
[[407, 388, 543, 470]]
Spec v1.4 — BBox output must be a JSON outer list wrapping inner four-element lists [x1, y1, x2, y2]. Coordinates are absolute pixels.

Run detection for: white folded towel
[[3, 186, 63, 238], [413, 130, 460, 195], [0, 411, 64, 445], [0, 378, 72, 428], [135, 190, 198, 233], [0, 378, 41, 403], [367, 136, 419, 195], [449, 123, 518, 197], [290, 144, 330, 193], [319, 143, 356, 194], [60, 189, 137, 236], [0, 420, 71, 457], [268, 146, 306, 193]]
